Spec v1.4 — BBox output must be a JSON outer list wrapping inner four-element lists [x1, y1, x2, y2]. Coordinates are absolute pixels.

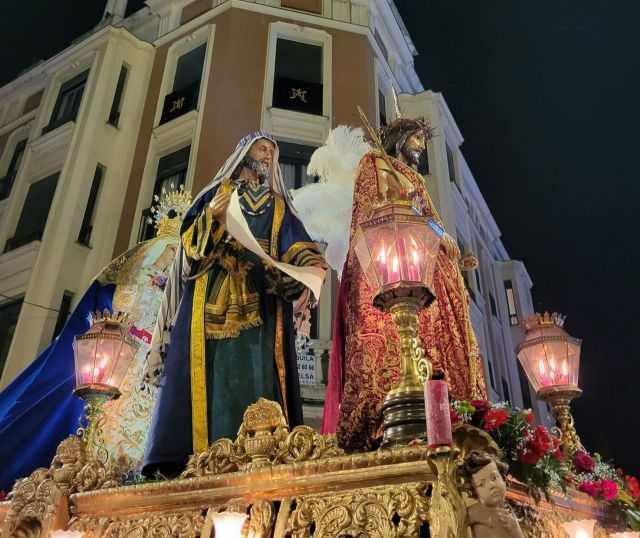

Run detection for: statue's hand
[[496, 508, 523, 537], [209, 189, 231, 220], [441, 233, 461, 261]]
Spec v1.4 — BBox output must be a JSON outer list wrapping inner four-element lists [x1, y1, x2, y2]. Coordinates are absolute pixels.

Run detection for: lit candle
[[561, 359, 569, 385], [549, 356, 557, 383], [410, 248, 420, 281], [424, 380, 453, 447], [538, 360, 553, 388], [82, 365, 91, 384], [96, 354, 109, 383], [397, 236, 409, 279], [378, 243, 389, 284], [390, 255, 400, 282]]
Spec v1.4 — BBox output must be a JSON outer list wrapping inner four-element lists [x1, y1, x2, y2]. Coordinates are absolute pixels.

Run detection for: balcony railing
[[160, 81, 200, 125]]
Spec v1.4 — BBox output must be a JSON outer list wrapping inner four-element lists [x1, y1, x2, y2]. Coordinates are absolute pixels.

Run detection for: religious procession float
[[1, 112, 639, 537]]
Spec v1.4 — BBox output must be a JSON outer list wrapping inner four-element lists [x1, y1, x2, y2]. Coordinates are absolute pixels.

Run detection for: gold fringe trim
[[205, 317, 263, 340]]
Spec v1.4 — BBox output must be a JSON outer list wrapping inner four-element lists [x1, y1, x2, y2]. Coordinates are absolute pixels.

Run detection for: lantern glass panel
[[517, 346, 543, 392], [110, 340, 136, 387], [73, 320, 138, 390], [353, 228, 382, 289], [517, 321, 582, 392], [353, 203, 441, 292], [74, 338, 97, 385]]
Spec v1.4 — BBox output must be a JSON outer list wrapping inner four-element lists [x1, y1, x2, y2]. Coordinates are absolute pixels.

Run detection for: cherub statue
[[460, 450, 523, 538]]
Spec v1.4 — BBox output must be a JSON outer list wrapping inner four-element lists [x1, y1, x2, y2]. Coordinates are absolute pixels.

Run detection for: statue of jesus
[[320, 118, 486, 450]]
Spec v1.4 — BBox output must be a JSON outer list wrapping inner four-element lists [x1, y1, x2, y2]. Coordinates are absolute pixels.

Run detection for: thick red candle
[[425, 380, 453, 447]]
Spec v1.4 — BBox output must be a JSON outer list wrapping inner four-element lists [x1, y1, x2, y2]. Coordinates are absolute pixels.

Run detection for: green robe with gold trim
[[143, 182, 325, 471]]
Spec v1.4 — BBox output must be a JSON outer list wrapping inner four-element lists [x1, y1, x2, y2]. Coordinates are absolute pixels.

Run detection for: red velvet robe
[[321, 152, 486, 450]]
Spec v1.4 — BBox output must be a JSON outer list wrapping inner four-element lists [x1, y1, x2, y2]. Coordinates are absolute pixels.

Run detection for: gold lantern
[[353, 200, 442, 446], [73, 310, 139, 456], [516, 312, 583, 459]]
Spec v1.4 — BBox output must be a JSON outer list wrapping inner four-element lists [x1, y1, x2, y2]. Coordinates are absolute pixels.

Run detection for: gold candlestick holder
[[538, 384, 583, 460], [376, 284, 433, 447]]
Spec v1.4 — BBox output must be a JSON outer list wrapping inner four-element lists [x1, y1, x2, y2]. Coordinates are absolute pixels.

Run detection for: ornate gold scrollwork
[[286, 482, 431, 537], [2, 435, 122, 536], [244, 500, 276, 538], [182, 398, 344, 478], [99, 511, 205, 537]]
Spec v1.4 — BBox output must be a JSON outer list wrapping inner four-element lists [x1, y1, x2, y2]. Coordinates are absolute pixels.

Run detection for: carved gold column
[[426, 446, 468, 538]]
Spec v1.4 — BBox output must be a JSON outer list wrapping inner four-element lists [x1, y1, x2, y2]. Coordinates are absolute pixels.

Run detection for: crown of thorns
[[378, 118, 436, 142]]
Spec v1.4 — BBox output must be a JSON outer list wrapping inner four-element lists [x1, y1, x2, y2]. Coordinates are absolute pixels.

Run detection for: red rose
[[601, 479, 618, 501], [517, 448, 542, 466], [525, 410, 535, 423], [626, 475, 640, 500], [450, 408, 462, 425], [579, 480, 602, 499], [470, 399, 490, 419], [574, 451, 596, 473], [529, 426, 552, 455], [483, 409, 509, 432]]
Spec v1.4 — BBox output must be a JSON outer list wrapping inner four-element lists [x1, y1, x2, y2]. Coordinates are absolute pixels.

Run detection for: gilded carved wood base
[[0, 399, 626, 537]]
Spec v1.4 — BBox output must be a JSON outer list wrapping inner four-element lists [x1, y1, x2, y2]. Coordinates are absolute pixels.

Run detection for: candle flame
[[100, 356, 108, 368], [84, 365, 91, 373], [378, 243, 386, 263], [549, 357, 556, 371], [562, 359, 568, 376], [412, 248, 419, 265], [392, 255, 399, 272], [538, 360, 546, 375]]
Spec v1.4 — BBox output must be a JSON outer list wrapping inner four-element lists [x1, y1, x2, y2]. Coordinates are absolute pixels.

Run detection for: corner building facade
[[0, 0, 548, 427]]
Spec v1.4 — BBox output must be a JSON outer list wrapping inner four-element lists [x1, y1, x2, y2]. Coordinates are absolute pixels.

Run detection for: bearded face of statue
[[247, 138, 275, 178], [232, 138, 276, 187], [400, 130, 426, 168]]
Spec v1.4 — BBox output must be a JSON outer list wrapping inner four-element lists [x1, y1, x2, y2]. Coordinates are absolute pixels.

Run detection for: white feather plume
[[292, 126, 372, 275]]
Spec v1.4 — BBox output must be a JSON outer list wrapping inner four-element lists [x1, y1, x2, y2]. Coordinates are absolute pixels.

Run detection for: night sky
[[1, 1, 639, 474]]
